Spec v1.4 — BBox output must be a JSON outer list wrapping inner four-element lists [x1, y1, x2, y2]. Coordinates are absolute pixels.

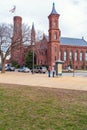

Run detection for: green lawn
[[0, 84, 87, 130]]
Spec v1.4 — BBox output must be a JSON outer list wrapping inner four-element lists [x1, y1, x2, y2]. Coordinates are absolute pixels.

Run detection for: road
[[62, 70, 87, 77]]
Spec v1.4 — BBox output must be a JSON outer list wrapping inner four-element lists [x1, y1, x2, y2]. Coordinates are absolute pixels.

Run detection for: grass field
[[0, 83, 87, 130]]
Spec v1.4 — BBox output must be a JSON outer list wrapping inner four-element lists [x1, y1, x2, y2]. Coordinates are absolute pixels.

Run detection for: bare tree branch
[[0, 23, 31, 73]]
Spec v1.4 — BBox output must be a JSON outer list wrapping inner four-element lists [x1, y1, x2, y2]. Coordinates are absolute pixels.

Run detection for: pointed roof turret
[[43, 33, 46, 39], [50, 3, 59, 15], [31, 22, 35, 31], [31, 22, 36, 45]]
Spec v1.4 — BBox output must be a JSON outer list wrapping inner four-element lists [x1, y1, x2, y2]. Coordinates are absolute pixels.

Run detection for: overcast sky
[[0, 0, 87, 40]]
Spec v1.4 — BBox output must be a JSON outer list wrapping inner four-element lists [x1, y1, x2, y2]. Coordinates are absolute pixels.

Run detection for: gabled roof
[[39, 35, 87, 47], [60, 37, 87, 47]]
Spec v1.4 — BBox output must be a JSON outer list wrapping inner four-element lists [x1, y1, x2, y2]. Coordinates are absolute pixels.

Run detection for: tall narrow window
[[64, 51, 66, 61], [85, 52, 87, 61], [54, 32, 57, 40], [53, 20, 57, 28], [80, 52, 82, 61], [40, 60, 42, 64], [75, 51, 78, 61], [55, 56, 56, 61], [54, 47, 56, 52], [70, 51, 72, 60]]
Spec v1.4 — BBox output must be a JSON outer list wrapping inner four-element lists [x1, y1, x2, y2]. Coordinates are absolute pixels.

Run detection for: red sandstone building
[[11, 3, 87, 69]]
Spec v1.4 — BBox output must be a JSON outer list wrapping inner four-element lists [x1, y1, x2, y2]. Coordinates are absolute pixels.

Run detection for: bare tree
[[36, 30, 44, 42], [22, 23, 31, 45], [0, 23, 30, 73]]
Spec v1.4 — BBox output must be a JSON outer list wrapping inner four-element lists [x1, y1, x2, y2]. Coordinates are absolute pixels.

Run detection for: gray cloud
[[72, 0, 80, 5]]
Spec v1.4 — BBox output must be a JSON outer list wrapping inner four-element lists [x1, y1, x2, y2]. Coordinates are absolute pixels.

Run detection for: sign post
[[55, 60, 63, 76]]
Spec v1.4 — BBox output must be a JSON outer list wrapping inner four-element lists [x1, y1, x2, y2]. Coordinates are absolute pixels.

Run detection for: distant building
[[11, 3, 87, 69]]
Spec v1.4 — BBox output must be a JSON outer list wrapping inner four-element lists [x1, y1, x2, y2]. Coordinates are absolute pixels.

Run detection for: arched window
[[85, 52, 87, 61], [70, 51, 72, 60], [75, 51, 78, 61], [55, 56, 56, 61], [53, 20, 57, 28], [54, 47, 56, 52], [80, 52, 82, 61], [54, 32, 57, 40], [64, 51, 66, 61]]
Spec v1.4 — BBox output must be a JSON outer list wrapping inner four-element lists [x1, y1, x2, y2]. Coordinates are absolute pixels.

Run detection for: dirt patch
[[0, 72, 87, 91]]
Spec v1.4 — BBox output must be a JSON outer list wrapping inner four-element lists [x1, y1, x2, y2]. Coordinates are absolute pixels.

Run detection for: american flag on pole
[[9, 5, 16, 13]]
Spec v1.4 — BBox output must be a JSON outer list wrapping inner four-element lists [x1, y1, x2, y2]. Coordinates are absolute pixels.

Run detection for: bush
[[11, 60, 20, 68]]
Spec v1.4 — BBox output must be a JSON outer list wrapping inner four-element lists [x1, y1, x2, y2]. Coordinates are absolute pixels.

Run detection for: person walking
[[52, 66, 55, 77], [48, 66, 51, 77]]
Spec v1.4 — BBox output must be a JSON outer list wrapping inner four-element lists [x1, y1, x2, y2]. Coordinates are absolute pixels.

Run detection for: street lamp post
[[32, 41, 35, 74], [72, 54, 75, 77]]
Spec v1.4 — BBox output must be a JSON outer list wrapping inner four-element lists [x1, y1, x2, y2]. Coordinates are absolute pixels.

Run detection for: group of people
[[48, 66, 55, 77]]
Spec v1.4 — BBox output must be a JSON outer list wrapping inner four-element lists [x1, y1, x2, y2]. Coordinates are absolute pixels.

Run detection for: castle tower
[[31, 22, 36, 45], [13, 16, 22, 42], [48, 3, 61, 68], [11, 16, 24, 66]]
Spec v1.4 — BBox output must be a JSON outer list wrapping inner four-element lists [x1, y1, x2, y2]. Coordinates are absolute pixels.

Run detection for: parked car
[[39, 66, 47, 73], [18, 67, 31, 73], [63, 66, 73, 72], [31, 66, 47, 73], [5, 66, 15, 71], [31, 68, 39, 73], [23, 67, 31, 73]]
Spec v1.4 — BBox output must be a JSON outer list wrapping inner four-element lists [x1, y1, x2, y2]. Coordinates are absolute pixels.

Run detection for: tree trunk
[[1, 64, 5, 73], [1, 57, 5, 73]]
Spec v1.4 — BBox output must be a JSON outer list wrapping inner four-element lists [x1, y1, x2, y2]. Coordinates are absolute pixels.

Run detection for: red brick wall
[[48, 13, 60, 68], [11, 14, 87, 70], [60, 45, 87, 69]]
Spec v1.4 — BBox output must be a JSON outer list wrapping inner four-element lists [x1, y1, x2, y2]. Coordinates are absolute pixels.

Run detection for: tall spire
[[51, 2, 58, 15], [31, 22, 35, 31], [31, 22, 35, 45]]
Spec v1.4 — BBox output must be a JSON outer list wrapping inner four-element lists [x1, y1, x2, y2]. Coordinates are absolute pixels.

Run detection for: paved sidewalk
[[0, 72, 87, 91]]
